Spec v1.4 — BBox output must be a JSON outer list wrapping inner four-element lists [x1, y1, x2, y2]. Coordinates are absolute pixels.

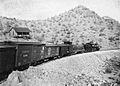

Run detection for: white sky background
[[0, 0, 120, 22]]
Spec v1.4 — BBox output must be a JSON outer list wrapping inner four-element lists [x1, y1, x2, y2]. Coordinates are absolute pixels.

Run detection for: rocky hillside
[[0, 5, 120, 50], [1, 49, 120, 86]]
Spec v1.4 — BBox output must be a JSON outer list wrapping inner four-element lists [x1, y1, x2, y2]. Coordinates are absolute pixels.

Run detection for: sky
[[0, 0, 120, 22]]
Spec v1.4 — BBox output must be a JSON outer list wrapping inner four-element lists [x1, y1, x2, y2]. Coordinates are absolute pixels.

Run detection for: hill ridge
[[0, 5, 120, 50]]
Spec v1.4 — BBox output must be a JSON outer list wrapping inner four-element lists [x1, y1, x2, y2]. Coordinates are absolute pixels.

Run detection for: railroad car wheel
[[17, 64, 29, 71], [53, 56, 59, 60], [32, 62, 37, 66]]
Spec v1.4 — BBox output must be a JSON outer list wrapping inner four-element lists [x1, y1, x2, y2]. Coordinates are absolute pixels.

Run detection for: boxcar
[[58, 44, 70, 57], [0, 42, 5, 46], [3, 41, 46, 67], [32, 43, 45, 63], [4, 42, 33, 67], [14, 42, 33, 67], [63, 41, 73, 55], [45, 44, 59, 59], [67, 44, 73, 55], [0, 46, 16, 74]]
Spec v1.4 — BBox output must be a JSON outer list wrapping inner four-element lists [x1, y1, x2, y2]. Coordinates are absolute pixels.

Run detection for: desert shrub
[[104, 56, 120, 73], [99, 33, 106, 36], [99, 28, 105, 32], [115, 37, 119, 40], [98, 38, 102, 42], [34, 34, 44, 42], [108, 37, 115, 42], [116, 32, 120, 36], [104, 56, 120, 85], [105, 67, 112, 73]]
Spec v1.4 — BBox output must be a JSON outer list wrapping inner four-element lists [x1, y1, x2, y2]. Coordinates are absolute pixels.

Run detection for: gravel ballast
[[1, 49, 120, 86]]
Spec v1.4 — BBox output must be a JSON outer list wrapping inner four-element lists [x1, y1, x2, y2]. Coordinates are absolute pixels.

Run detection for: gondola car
[[0, 46, 16, 79]]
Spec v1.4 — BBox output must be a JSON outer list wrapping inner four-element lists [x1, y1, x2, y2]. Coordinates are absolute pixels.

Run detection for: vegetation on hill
[[0, 5, 120, 50]]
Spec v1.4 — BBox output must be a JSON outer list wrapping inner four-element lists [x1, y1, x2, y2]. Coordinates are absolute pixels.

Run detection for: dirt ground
[[1, 49, 120, 86]]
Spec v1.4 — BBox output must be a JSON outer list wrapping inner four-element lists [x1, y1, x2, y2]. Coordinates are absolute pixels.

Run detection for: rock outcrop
[[0, 5, 120, 50]]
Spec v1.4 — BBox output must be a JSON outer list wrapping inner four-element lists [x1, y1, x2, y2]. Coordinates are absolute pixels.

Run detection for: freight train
[[0, 41, 73, 80], [0, 41, 100, 81]]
